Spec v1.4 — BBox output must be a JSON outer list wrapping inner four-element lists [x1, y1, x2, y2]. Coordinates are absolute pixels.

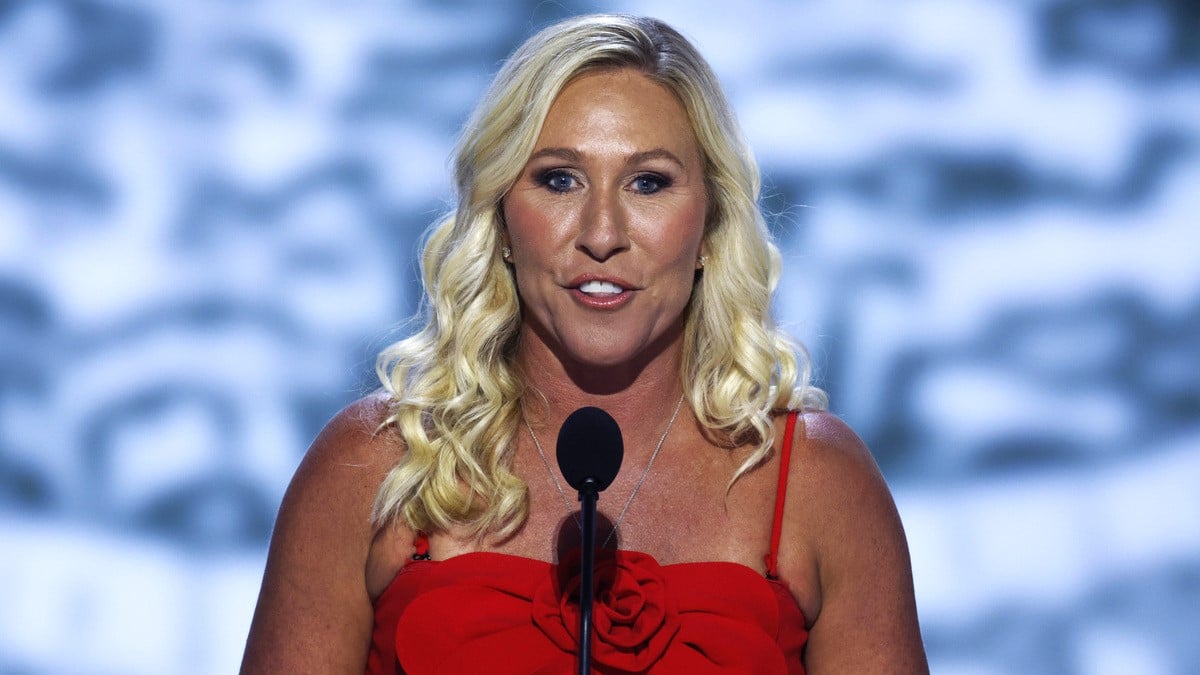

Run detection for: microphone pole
[[556, 407, 623, 675], [577, 477, 599, 675]]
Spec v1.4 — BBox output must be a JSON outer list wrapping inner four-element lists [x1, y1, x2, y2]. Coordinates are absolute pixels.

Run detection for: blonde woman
[[242, 14, 926, 674]]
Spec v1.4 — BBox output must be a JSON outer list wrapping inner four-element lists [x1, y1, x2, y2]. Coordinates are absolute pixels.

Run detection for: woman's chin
[[554, 334, 680, 387], [566, 346, 641, 370], [521, 316, 684, 385], [562, 329, 657, 363]]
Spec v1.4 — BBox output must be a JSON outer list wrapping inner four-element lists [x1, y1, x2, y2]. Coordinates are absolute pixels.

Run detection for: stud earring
[[697, 254, 706, 269], [502, 246, 511, 261]]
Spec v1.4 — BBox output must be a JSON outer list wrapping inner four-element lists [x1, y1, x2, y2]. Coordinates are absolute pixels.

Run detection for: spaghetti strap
[[764, 410, 800, 579]]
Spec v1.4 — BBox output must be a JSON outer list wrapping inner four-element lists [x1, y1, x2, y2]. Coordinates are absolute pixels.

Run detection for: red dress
[[366, 412, 808, 674]]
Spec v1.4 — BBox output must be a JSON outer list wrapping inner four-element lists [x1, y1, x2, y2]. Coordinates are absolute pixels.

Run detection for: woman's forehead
[[531, 69, 702, 167]]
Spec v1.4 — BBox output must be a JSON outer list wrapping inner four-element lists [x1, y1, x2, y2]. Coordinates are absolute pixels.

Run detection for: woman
[[242, 14, 927, 674]]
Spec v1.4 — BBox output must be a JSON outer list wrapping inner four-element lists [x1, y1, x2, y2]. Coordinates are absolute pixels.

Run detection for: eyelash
[[631, 173, 671, 194], [537, 169, 578, 193], [535, 169, 672, 194]]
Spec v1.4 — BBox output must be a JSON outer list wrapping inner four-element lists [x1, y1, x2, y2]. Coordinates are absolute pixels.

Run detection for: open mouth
[[577, 280, 625, 296]]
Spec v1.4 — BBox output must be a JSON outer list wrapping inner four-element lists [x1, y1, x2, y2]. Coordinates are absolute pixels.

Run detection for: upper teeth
[[579, 280, 624, 295]]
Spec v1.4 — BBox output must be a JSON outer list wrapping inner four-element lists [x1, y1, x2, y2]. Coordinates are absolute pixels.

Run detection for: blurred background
[[1, 0, 1197, 673]]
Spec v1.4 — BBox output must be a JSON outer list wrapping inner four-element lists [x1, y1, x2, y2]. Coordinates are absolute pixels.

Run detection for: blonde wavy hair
[[373, 14, 826, 539]]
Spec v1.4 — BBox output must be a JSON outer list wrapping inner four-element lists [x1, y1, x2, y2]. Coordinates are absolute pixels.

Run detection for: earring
[[502, 246, 511, 261], [697, 254, 706, 269]]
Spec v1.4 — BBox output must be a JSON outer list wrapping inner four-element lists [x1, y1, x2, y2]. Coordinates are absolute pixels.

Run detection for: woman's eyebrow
[[527, 147, 582, 162], [626, 148, 685, 168]]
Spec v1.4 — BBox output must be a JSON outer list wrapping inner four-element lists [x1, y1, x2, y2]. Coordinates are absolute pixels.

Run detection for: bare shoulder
[[311, 390, 398, 462], [787, 408, 883, 485], [279, 391, 403, 525], [778, 409, 929, 673], [241, 391, 407, 674], [779, 410, 895, 517]]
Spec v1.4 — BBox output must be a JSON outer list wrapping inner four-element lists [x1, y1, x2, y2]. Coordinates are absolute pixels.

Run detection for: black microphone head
[[555, 407, 623, 492]]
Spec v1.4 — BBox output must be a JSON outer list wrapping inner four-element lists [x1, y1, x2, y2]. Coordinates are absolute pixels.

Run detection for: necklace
[[525, 393, 686, 548]]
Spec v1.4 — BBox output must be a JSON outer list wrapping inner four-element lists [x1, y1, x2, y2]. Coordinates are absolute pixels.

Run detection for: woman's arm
[[241, 394, 403, 674], [787, 411, 929, 674]]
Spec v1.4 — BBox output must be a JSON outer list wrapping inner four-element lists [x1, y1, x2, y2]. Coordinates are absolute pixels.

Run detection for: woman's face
[[503, 68, 708, 372]]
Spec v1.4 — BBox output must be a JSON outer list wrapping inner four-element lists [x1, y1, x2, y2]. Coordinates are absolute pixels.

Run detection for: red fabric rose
[[532, 548, 681, 672]]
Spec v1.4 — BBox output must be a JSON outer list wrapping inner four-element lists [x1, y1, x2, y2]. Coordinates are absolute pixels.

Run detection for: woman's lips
[[579, 280, 624, 295], [571, 287, 633, 309], [567, 276, 636, 309]]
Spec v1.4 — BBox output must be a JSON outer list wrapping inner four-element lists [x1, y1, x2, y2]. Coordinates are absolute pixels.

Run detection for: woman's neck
[[514, 326, 688, 451]]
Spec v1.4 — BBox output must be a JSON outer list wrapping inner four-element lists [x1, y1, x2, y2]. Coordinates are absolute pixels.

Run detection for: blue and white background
[[1, 1, 1197, 673]]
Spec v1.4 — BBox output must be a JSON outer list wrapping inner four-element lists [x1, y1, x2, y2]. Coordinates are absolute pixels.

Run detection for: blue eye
[[539, 170, 577, 193], [632, 174, 670, 194]]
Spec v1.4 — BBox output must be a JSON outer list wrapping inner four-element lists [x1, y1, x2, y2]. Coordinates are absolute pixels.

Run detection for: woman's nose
[[575, 189, 630, 261]]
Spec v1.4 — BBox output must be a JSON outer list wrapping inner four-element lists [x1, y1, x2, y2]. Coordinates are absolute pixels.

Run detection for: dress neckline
[[405, 548, 771, 577], [376, 548, 801, 618]]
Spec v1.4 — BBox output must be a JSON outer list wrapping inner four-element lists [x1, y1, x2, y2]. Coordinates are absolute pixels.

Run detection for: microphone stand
[[555, 406, 623, 675], [577, 477, 599, 675]]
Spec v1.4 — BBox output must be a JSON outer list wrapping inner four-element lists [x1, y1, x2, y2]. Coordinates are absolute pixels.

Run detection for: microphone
[[556, 406, 623, 493], [555, 407, 623, 675]]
